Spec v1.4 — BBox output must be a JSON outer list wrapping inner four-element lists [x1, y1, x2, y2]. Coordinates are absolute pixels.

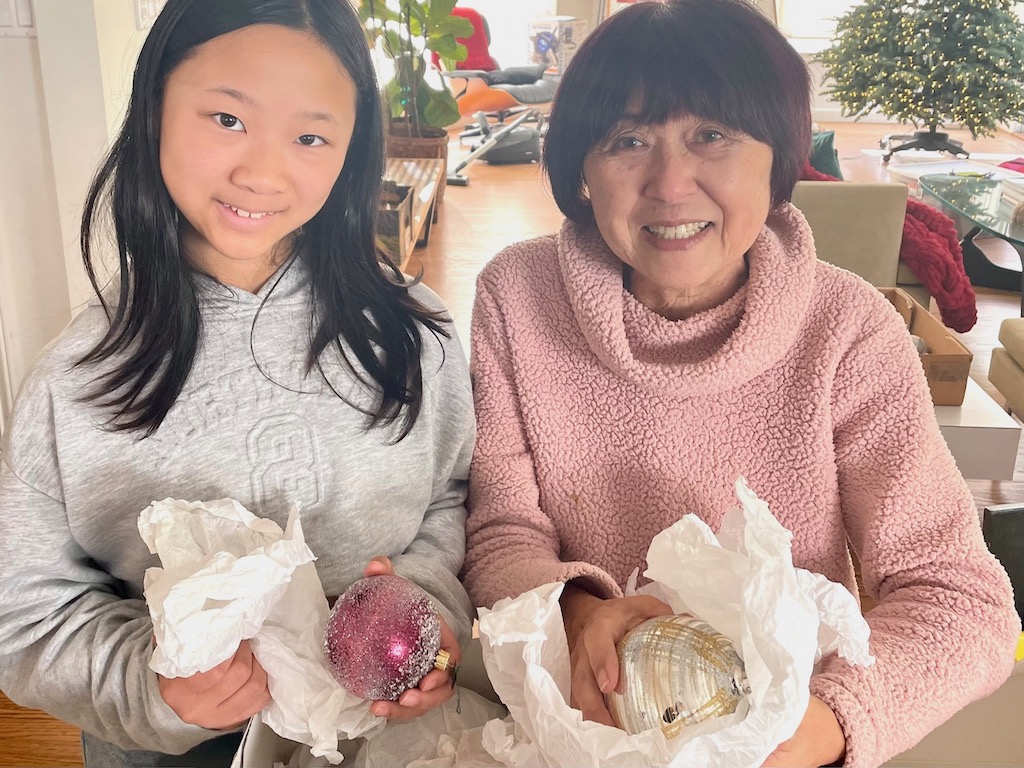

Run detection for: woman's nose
[[643, 148, 700, 203], [230, 141, 286, 195]]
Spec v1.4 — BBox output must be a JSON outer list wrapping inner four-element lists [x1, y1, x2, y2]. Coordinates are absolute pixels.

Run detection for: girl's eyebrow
[[207, 86, 254, 105], [206, 86, 337, 123], [302, 111, 337, 124]]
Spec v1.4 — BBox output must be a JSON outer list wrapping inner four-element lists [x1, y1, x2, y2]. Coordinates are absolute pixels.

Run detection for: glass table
[[917, 173, 1024, 313]]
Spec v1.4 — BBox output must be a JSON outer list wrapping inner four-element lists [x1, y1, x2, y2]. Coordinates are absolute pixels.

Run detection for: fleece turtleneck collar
[[558, 202, 817, 397]]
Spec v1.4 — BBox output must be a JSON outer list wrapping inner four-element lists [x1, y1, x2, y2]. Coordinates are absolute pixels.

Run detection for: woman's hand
[[157, 639, 271, 730], [361, 556, 459, 721], [762, 695, 845, 767], [561, 583, 672, 726]]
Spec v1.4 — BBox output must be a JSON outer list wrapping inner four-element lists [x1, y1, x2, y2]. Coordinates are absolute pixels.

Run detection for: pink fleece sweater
[[463, 205, 1020, 767]]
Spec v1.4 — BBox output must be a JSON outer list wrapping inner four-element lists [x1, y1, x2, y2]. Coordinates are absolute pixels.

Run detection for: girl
[[0, 1, 475, 765]]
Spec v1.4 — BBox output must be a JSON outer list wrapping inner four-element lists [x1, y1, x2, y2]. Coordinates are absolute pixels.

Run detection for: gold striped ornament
[[607, 614, 751, 739]]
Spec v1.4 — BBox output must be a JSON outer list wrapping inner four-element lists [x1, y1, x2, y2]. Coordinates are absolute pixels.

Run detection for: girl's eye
[[214, 113, 244, 132], [297, 134, 327, 147]]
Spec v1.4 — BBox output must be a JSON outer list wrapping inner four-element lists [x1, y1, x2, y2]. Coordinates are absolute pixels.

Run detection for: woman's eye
[[699, 129, 726, 143], [612, 135, 645, 151], [297, 134, 327, 147], [214, 113, 244, 132]]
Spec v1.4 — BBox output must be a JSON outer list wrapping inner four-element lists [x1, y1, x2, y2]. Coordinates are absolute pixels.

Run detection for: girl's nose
[[230, 142, 286, 195]]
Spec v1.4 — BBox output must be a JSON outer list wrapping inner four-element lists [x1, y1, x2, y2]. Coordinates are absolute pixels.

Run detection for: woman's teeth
[[646, 221, 710, 239], [226, 204, 273, 219]]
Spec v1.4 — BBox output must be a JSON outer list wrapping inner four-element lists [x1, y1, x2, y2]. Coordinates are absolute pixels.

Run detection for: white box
[[527, 16, 588, 74]]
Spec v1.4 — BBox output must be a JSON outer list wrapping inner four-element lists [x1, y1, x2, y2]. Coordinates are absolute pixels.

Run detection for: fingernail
[[597, 670, 611, 693], [371, 703, 387, 717]]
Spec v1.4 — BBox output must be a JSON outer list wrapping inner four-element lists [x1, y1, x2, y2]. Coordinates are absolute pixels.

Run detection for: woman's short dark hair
[[80, 0, 446, 438], [544, 0, 811, 223]]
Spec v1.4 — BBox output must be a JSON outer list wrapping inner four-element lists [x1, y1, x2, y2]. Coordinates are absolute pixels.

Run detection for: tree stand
[[881, 126, 969, 162]]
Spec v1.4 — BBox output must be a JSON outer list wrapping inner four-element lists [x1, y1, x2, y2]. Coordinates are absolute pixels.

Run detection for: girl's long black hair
[[78, 0, 448, 440]]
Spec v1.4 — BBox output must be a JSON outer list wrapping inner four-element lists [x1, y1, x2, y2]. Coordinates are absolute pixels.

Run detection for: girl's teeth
[[228, 204, 271, 219], [647, 221, 710, 239]]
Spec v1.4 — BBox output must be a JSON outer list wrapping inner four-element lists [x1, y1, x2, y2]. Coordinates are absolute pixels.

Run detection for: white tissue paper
[[139, 498, 383, 764], [424, 476, 874, 768]]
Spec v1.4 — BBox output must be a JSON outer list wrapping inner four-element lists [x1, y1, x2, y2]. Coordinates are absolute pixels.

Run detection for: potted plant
[[359, 0, 471, 162]]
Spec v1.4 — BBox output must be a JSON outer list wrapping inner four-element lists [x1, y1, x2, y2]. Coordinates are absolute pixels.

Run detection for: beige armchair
[[791, 181, 929, 306], [990, 318, 1024, 416]]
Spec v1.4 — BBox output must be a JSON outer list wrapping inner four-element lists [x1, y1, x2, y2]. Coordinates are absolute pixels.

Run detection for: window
[[779, 1, 1024, 42], [775, 0, 857, 41]]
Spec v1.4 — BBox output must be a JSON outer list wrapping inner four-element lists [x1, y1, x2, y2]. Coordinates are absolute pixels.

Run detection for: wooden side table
[[378, 158, 445, 270]]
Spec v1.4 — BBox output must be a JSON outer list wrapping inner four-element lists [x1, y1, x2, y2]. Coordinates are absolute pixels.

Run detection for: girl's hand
[[560, 584, 673, 726], [762, 695, 845, 767], [157, 639, 271, 730], [361, 556, 460, 721]]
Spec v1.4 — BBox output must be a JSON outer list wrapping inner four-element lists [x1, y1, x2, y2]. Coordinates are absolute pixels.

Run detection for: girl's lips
[[219, 201, 278, 220]]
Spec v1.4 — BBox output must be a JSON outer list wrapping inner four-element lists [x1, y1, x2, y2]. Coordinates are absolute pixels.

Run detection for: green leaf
[[429, 34, 464, 60], [404, 1, 428, 28], [384, 79, 408, 120], [421, 85, 461, 128], [431, 15, 474, 38], [427, 0, 459, 26]]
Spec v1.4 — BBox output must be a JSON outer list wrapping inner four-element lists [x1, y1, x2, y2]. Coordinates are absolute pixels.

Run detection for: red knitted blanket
[[800, 162, 977, 332]]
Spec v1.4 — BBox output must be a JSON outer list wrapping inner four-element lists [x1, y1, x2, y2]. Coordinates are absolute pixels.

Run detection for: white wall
[[0, 0, 146, 432], [0, 33, 69, 431], [95, 1, 150, 138], [34, 0, 148, 313]]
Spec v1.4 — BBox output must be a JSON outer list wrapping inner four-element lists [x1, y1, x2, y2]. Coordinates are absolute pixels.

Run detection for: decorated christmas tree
[[818, 0, 1024, 159]]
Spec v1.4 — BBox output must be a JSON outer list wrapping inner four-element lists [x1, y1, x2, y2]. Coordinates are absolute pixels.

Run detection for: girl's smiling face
[[583, 114, 773, 320], [159, 23, 357, 292]]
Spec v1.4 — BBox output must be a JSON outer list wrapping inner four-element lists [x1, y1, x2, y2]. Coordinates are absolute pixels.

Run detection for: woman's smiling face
[[582, 113, 773, 319]]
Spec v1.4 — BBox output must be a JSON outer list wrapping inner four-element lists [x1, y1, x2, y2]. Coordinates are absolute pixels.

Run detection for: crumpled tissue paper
[[139, 498, 383, 764], [417, 476, 875, 768]]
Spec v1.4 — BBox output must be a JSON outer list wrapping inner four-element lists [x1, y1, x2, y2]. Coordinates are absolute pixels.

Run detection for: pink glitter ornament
[[324, 575, 451, 701]]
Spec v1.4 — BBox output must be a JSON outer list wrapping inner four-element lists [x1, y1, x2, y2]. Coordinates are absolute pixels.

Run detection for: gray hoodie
[[0, 260, 475, 753]]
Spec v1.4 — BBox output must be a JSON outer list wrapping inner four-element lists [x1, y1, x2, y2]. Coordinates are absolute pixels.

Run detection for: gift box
[[880, 287, 973, 406]]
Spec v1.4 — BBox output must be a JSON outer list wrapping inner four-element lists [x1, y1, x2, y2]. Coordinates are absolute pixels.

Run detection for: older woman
[[461, 1, 1020, 766]]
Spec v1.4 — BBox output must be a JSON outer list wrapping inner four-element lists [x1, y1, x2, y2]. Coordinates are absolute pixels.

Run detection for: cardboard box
[[880, 287, 972, 406], [377, 180, 413, 264], [527, 16, 588, 74]]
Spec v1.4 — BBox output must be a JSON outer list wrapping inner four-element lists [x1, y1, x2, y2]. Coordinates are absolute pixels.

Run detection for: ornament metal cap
[[434, 649, 455, 673]]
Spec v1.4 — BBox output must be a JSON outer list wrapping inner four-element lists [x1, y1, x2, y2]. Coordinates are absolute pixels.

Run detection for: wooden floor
[[4, 120, 1024, 767]]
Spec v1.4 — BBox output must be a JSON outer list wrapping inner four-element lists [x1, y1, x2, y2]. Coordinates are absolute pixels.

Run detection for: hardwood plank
[[0, 691, 82, 767]]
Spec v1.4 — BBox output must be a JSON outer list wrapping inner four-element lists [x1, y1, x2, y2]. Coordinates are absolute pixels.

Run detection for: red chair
[[433, 8, 556, 119], [433, 7, 500, 72]]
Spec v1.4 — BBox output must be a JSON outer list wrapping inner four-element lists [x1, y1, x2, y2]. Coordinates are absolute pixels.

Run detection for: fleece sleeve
[[390, 322, 476, 650], [812, 297, 1021, 767], [0, 382, 222, 754], [461, 272, 622, 610]]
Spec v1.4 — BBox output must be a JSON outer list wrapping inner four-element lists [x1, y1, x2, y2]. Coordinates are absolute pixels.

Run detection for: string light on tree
[[817, 0, 1024, 161]]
